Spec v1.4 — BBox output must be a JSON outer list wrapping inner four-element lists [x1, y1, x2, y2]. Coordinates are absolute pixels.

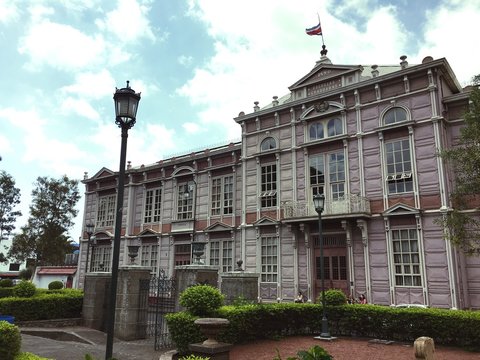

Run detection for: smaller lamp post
[[84, 222, 95, 288], [313, 193, 331, 339]]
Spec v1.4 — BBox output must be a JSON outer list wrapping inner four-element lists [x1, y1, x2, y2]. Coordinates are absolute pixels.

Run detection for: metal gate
[[143, 269, 177, 350]]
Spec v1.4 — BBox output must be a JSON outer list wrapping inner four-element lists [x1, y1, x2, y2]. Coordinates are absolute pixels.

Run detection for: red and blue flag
[[305, 22, 322, 36]]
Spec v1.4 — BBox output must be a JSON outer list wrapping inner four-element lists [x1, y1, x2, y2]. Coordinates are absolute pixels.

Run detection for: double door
[[314, 243, 348, 299]]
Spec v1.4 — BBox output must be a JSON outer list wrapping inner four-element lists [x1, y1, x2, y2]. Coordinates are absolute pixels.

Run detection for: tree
[[8, 175, 80, 265], [440, 75, 480, 255], [0, 171, 22, 263]]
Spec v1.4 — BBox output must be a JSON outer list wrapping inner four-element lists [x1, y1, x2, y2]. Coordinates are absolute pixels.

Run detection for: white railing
[[282, 194, 371, 218]]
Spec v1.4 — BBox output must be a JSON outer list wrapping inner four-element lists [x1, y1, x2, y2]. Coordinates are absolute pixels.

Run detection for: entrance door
[[314, 234, 348, 300]]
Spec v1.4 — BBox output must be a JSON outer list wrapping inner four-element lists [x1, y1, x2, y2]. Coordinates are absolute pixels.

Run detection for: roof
[[37, 267, 77, 275]]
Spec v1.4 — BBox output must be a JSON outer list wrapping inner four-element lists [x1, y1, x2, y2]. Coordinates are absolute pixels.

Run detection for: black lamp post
[[313, 193, 331, 339], [105, 81, 141, 360], [84, 222, 95, 287]]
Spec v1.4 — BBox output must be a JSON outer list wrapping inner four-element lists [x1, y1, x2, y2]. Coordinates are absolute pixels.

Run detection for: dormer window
[[260, 137, 276, 151], [384, 107, 407, 125]]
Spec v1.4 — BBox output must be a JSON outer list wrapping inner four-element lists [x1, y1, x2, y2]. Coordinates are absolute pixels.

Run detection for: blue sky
[[1, 0, 479, 246]]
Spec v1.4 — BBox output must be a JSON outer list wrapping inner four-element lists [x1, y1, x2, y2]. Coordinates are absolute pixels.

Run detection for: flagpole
[[317, 13, 325, 47], [317, 12, 327, 57]]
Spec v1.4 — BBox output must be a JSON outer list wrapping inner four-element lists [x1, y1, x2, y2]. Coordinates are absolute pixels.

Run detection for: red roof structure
[[37, 267, 77, 275]]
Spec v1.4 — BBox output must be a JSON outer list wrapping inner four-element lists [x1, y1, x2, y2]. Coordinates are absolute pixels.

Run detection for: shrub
[[0, 279, 14, 288], [19, 267, 34, 281], [316, 289, 347, 306], [297, 345, 332, 360], [48, 281, 64, 290], [179, 285, 224, 317], [179, 355, 210, 360], [0, 321, 21, 360], [15, 353, 52, 360], [0, 287, 14, 298], [13, 281, 36, 298], [165, 312, 204, 355]]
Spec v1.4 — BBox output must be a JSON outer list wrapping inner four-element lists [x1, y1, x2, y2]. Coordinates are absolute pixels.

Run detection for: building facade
[[79, 53, 480, 309]]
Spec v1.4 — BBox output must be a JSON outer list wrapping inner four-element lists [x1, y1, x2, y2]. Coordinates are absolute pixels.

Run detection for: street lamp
[[105, 81, 141, 360], [84, 222, 95, 287], [313, 193, 331, 339]]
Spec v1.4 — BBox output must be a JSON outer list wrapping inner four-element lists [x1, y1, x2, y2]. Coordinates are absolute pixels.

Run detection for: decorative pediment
[[289, 64, 362, 93], [137, 229, 161, 237], [203, 222, 234, 233], [93, 231, 113, 241], [253, 216, 279, 227], [90, 167, 115, 180], [383, 203, 420, 217], [300, 101, 344, 121]]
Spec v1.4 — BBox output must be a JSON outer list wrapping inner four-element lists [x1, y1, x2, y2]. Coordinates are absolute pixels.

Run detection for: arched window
[[327, 118, 342, 137], [309, 123, 324, 140], [260, 137, 276, 151], [384, 107, 407, 125]]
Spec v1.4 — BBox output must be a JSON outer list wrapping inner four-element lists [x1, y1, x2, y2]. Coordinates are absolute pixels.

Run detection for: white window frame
[[209, 240, 233, 273], [96, 194, 116, 228], [384, 107, 407, 125], [261, 236, 278, 283], [385, 139, 413, 194], [177, 182, 193, 219], [144, 188, 162, 223], [309, 151, 345, 202], [91, 245, 112, 272], [309, 117, 343, 141], [391, 228, 422, 287], [140, 243, 158, 273], [260, 164, 277, 208], [211, 175, 234, 216]]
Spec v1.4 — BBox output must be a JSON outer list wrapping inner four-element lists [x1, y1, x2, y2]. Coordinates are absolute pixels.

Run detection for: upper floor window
[[96, 194, 116, 228], [385, 139, 413, 194], [260, 164, 277, 208], [144, 188, 162, 223], [309, 117, 343, 141], [309, 151, 345, 201], [384, 107, 407, 125], [392, 229, 421, 286], [260, 137, 276, 151], [177, 182, 193, 219], [211, 175, 234, 216]]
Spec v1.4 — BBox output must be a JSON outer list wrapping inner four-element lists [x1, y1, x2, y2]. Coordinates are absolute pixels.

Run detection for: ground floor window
[[140, 243, 158, 273], [174, 244, 191, 266], [261, 236, 278, 282], [91, 246, 111, 272], [392, 228, 422, 286], [209, 240, 233, 272]]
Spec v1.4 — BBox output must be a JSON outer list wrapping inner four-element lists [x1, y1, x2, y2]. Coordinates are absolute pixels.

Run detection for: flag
[[305, 22, 322, 36]]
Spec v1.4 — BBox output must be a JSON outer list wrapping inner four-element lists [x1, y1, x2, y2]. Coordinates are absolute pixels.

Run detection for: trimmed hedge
[[0, 287, 14, 298], [0, 320, 21, 360], [0, 290, 83, 321], [167, 303, 480, 351]]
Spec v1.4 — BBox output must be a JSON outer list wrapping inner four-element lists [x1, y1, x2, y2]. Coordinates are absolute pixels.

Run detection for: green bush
[[179, 285, 224, 317], [48, 281, 64, 290], [165, 312, 204, 355], [0, 287, 14, 298], [0, 290, 83, 321], [316, 289, 347, 306], [0, 321, 21, 360], [19, 267, 34, 281], [0, 279, 14, 287], [179, 355, 210, 360], [13, 281, 36, 298], [15, 353, 52, 360]]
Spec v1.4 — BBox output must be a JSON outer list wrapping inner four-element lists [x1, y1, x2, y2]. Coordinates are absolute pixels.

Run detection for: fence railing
[[282, 194, 371, 218]]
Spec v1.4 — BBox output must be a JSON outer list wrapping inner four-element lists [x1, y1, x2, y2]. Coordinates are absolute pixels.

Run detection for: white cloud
[[415, 2, 480, 85], [60, 70, 116, 99], [0, 1, 20, 24], [60, 97, 100, 120], [0, 134, 12, 156], [178, 55, 194, 67], [96, 0, 155, 43], [182, 122, 201, 134], [18, 20, 106, 71]]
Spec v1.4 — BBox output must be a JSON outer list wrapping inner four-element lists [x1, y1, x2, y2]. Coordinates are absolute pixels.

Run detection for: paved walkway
[[20, 326, 169, 360]]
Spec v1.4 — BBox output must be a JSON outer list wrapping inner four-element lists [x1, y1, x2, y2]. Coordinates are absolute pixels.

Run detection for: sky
[[0, 0, 479, 249]]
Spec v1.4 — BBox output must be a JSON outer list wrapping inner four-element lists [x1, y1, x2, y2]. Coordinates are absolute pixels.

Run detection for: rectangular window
[[260, 164, 277, 208], [385, 139, 413, 194], [392, 229, 422, 286], [144, 188, 162, 223], [261, 236, 278, 282], [211, 175, 234, 215], [140, 244, 158, 272], [174, 244, 191, 266], [96, 195, 116, 228], [91, 246, 111, 272], [210, 241, 220, 266], [310, 152, 345, 200], [177, 183, 193, 219]]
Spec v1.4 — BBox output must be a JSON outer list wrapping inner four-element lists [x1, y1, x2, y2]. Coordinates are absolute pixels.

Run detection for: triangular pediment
[[90, 167, 115, 180], [383, 203, 420, 217], [137, 229, 160, 237], [289, 64, 362, 92], [204, 222, 234, 233], [93, 230, 113, 240], [253, 216, 279, 227]]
